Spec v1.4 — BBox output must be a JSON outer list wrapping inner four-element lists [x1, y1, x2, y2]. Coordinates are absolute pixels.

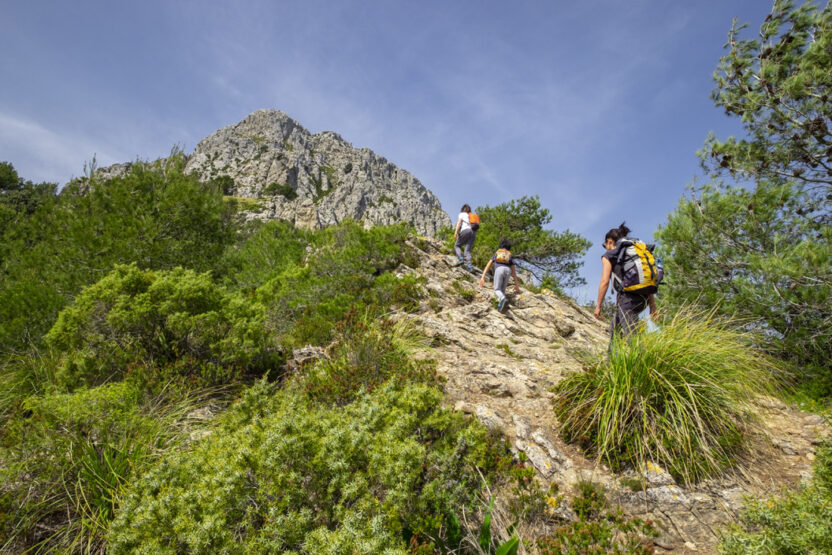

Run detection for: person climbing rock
[[479, 238, 521, 311], [594, 222, 657, 345], [453, 204, 479, 271]]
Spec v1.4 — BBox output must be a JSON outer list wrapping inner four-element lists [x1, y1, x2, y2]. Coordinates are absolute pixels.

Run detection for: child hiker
[[479, 238, 521, 311]]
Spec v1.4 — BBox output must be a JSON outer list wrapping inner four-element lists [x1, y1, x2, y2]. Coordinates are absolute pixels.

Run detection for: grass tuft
[[555, 306, 780, 483]]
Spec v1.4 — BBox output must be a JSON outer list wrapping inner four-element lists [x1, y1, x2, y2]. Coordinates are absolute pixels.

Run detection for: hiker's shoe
[[465, 264, 475, 272], [497, 298, 507, 312]]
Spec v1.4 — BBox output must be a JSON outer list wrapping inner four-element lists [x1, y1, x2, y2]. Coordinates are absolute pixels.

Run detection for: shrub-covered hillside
[[0, 158, 563, 553]]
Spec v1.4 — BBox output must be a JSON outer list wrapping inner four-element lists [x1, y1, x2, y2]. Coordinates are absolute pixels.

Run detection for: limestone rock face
[[183, 110, 450, 236]]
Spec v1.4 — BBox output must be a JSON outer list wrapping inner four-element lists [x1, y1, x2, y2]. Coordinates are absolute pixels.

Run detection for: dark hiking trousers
[[454, 228, 475, 265], [609, 292, 648, 346]]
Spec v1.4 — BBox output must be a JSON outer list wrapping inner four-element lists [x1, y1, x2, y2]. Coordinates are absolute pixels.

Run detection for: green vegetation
[[44, 264, 279, 391], [262, 181, 298, 200], [720, 441, 832, 554], [0, 154, 236, 355], [497, 343, 522, 359], [0, 381, 205, 552], [311, 166, 337, 203], [108, 375, 505, 553], [555, 308, 778, 483], [210, 174, 235, 194], [536, 481, 657, 554], [450, 278, 477, 302], [463, 196, 591, 292], [224, 195, 265, 211], [655, 0, 832, 395], [1, 157, 530, 552]]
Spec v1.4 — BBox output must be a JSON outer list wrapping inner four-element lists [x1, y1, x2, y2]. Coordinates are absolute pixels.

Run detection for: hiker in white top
[[453, 204, 477, 270]]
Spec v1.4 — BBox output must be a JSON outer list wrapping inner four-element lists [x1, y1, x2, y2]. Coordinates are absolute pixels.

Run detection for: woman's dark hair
[[461, 204, 471, 213], [605, 222, 631, 243], [499, 238, 512, 250]]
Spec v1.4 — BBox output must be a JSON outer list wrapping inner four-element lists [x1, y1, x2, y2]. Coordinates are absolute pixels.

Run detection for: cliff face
[[182, 109, 450, 236]]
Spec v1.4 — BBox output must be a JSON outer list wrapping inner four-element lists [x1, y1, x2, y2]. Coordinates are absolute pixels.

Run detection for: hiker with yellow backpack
[[594, 223, 661, 342], [479, 238, 521, 312], [453, 204, 480, 271]]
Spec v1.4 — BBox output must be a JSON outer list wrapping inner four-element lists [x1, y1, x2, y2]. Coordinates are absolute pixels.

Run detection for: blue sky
[[0, 0, 772, 301]]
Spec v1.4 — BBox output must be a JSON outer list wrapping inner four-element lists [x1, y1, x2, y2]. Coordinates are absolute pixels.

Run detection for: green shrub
[[254, 221, 421, 349], [262, 182, 298, 200], [45, 264, 279, 389], [215, 219, 310, 290], [719, 442, 832, 554], [0, 153, 235, 353], [0, 381, 195, 552], [300, 311, 434, 406], [451, 279, 477, 302], [0, 348, 61, 422], [555, 307, 779, 483], [210, 175, 235, 195], [108, 382, 503, 553], [372, 273, 425, 313], [536, 480, 657, 554]]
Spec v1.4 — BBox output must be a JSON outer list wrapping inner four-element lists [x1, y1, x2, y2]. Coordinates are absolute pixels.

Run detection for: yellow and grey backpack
[[495, 248, 512, 264], [612, 238, 663, 295]]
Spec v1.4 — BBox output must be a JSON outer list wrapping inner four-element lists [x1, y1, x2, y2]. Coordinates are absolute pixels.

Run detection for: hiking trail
[[389, 236, 829, 553]]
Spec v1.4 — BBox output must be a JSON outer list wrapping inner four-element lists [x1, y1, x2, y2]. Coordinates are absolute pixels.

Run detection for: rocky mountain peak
[[182, 110, 449, 235]]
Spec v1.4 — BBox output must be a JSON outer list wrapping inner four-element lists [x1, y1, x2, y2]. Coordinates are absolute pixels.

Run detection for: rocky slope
[[385, 236, 828, 554], [184, 110, 449, 235]]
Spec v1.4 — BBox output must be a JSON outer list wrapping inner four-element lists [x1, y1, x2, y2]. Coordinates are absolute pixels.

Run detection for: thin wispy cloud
[[0, 0, 772, 296]]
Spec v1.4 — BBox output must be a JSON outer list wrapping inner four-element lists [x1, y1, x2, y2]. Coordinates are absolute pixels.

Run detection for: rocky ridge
[[192, 110, 450, 235], [382, 236, 829, 554]]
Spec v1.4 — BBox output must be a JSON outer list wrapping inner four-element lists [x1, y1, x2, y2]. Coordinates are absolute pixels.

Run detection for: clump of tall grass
[[554, 307, 780, 483], [0, 381, 215, 553]]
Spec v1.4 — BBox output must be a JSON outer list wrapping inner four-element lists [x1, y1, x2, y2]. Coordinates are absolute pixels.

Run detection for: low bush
[[262, 182, 298, 200], [254, 221, 423, 349], [216, 219, 310, 290], [555, 307, 779, 483], [536, 481, 657, 554], [300, 311, 434, 406], [108, 381, 505, 553], [45, 264, 279, 390], [0, 381, 196, 552], [719, 441, 832, 554]]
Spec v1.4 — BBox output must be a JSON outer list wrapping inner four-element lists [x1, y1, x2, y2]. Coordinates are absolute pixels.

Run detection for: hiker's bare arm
[[595, 258, 612, 320], [454, 218, 461, 237], [648, 294, 657, 317], [479, 260, 493, 286], [511, 265, 521, 294]]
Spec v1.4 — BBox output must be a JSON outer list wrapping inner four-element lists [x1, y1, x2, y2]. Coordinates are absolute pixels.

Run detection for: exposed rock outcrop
[[183, 110, 449, 235], [396, 236, 829, 553]]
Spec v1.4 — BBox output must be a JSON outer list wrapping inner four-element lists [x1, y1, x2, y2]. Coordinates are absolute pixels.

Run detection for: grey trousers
[[493, 265, 511, 301], [610, 292, 648, 342], [454, 228, 475, 264]]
